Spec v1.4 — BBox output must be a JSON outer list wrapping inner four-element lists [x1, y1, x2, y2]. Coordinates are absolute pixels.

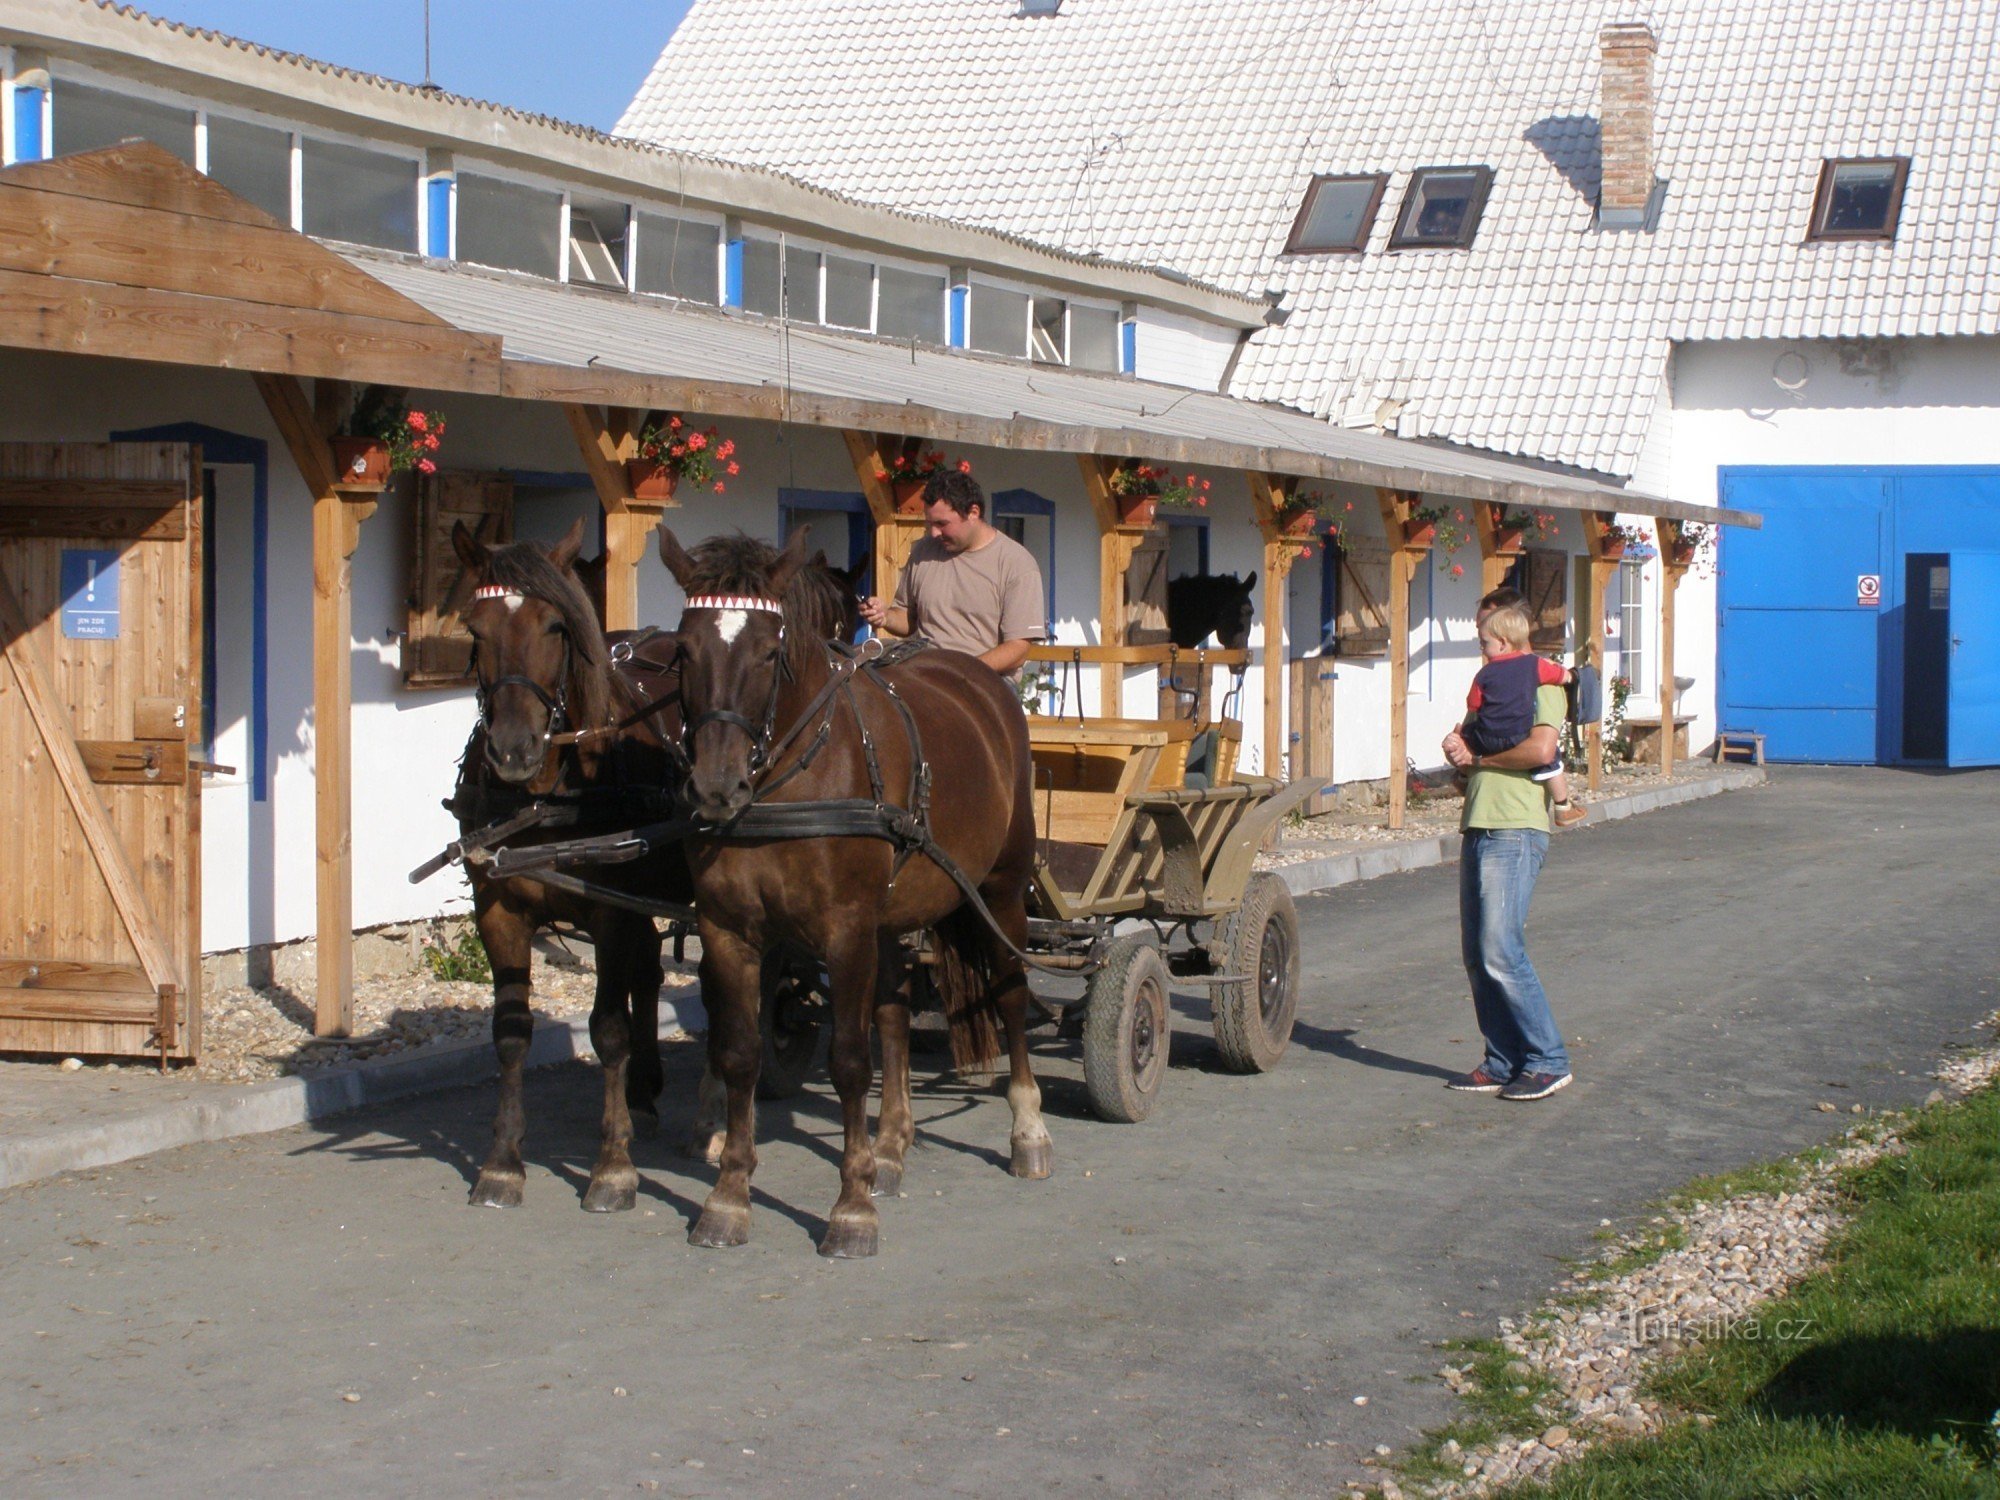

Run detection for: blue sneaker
[[1499, 1071, 1573, 1101], [1445, 1065, 1509, 1093]]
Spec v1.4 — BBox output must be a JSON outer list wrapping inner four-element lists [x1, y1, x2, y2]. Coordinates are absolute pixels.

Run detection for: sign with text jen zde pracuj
[[60, 549, 121, 639]]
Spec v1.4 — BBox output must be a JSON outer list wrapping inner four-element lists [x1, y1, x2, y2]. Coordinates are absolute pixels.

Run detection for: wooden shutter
[[1125, 529, 1170, 645], [1334, 542, 1391, 657], [1525, 548, 1569, 651], [403, 470, 513, 687]]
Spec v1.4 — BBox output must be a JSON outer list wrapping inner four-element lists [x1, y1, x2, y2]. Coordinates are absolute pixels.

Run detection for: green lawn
[[1507, 1083, 2000, 1499]]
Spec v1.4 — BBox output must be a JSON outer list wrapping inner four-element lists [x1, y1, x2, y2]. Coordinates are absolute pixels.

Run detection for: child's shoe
[[1552, 798, 1588, 829]]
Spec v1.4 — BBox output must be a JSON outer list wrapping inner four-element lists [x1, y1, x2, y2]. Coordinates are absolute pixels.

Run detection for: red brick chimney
[[1598, 21, 1658, 229]]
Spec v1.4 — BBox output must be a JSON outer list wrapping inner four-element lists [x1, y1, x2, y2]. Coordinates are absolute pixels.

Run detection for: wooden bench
[[1714, 730, 1766, 766], [1027, 717, 1193, 845]]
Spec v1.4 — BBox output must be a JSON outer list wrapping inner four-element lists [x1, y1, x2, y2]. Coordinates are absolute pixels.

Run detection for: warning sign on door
[[1857, 574, 1881, 607], [60, 549, 122, 638]]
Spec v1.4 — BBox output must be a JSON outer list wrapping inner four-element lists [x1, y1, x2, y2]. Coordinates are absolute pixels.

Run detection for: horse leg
[[820, 926, 882, 1258], [470, 893, 535, 1208], [582, 912, 640, 1213], [872, 932, 914, 1197], [625, 921, 665, 1139], [987, 888, 1054, 1181], [684, 1063, 728, 1166], [688, 922, 761, 1248]]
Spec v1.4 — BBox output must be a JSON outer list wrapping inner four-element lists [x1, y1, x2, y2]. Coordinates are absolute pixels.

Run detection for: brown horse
[[658, 525, 1052, 1258], [451, 518, 688, 1213]]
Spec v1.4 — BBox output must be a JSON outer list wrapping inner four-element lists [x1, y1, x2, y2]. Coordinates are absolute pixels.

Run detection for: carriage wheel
[[757, 948, 825, 1100], [1082, 936, 1172, 1123], [1210, 872, 1301, 1073]]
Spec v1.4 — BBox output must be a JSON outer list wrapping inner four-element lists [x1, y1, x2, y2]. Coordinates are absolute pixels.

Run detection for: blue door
[[1718, 472, 1887, 763], [1948, 551, 2000, 767]]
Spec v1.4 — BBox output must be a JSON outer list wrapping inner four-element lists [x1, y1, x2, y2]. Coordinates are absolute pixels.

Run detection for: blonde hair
[[1480, 603, 1533, 651]]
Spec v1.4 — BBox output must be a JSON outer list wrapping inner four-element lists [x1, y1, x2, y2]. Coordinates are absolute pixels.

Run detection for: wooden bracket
[[1079, 455, 1154, 710], [842, 429, 926, 605], [565, 404, 663, 632]]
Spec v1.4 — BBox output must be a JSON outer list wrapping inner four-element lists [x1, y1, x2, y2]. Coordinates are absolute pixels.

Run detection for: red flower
[[668, 416, 683, 431], [956, 459, 972, 474], [687, 432, 708, 452], [405, 410, 428, 434], [893, 453, 912, 471], [712, 481, 726, 494], [417, 457, 437, 474], [1200, 479, 1212, 491], [725, 461, 740, 476], [1450, 562, 1465, 578], [717, 439, 735, 458], [423, 433, 441, 451]]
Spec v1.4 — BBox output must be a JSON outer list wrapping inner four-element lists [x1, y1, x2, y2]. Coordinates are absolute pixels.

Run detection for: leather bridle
[[469, 584, 573, 778]]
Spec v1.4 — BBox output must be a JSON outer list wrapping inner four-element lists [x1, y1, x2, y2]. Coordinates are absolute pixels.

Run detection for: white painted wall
[[1132, 308, 1241, 392]]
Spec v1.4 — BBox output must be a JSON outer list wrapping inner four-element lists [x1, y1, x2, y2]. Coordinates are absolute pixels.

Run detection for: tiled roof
[[617, 0, 2000, 480]]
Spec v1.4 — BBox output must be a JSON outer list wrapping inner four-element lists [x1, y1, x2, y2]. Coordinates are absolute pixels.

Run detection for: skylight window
[[1807, 157, 1909, 242], [1284, 174, 1387, 254], [1388, 166, 1494, 250]]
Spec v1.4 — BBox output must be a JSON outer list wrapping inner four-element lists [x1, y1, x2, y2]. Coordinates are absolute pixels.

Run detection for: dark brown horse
[[658, 526, 1052, 1258], [451, 518, 687, 1213]]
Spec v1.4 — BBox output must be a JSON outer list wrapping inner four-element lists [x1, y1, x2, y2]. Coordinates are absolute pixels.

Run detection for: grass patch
[[1508, 1084, 2000, 1498], [1399, 1338, 1562, 1486], [421, 926, 492, 983]]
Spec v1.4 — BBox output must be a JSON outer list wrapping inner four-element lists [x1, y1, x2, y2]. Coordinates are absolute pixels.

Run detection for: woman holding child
[[1438, 589, 1575, 1102]]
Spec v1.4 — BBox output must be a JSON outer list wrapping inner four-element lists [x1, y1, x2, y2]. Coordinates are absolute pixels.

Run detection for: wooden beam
[[841, 429, 926, 608], [1247, 472, 1310, 782], [562, 404, 665, 632], [1375, 488, 1431, 829], [256, 373, 374, 1038], [1655, 518, 1690, 777], [1581, 510, 1621, 792], [1079, 455, 1150, 713]]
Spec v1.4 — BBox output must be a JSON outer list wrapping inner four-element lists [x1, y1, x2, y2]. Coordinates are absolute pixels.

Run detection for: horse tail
[[930, 905, 1001, 1080]]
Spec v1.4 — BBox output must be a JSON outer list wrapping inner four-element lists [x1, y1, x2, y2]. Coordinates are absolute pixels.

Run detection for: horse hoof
[[818, 1216, 880, 1259], [628, 1105, 660, 1139], [871, 1159, 903, 1197], [469, 1172, 524, 1208], [582, 1177, 638, 1214], [1010, 1139, 1054, 1180], [688, 1207, 750, 1248]]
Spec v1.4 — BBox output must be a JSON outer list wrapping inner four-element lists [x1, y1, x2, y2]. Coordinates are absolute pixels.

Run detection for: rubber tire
[[757, 948, 824, 1100], [1082, 936, 1172, 1123], [1211, 871, 1301, 1073]]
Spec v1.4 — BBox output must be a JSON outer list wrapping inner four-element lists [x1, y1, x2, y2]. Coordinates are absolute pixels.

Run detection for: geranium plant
[[635, 415, 739, 495], [1406, 504, 1472, 574], [1668, 520, 1717, 573], [1108, 462, 1211, 521], [341, 384, 445, 478], [1600, 520, 1656, 559], [1494, 507, 1559, 545]]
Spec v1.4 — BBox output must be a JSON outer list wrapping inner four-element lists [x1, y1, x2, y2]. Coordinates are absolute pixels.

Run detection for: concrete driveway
[[2, 768, 1993, 1497]]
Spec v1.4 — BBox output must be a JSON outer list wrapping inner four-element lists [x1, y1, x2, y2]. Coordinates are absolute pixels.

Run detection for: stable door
[[1947, 551, 2000, 767]]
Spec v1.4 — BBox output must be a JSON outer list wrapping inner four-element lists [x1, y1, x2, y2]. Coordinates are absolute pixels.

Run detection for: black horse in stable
[[1166, 570, 1257, 649]]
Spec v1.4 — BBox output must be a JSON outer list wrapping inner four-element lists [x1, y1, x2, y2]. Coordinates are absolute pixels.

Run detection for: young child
[[1464, 603, 1586, 827]]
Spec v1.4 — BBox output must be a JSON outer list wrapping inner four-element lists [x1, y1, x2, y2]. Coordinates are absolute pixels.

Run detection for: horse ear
[[548, 516, 586, 573], [452, 519, 489, 572], [657, 526, 698, 590], [1243, 570, 1258, 593], [768, 524, 812, 595]]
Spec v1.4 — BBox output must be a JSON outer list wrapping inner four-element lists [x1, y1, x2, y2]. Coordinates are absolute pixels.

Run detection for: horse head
[[1166, 570, 1258, 650], [658, 525, 816, 824], [455, 516, 607, 786]]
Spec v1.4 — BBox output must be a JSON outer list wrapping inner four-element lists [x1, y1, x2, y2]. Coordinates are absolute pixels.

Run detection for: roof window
[[1807, 157, 1909, 242], [1388, 166, 1493, 250], [1283, 174, 1387, 255]]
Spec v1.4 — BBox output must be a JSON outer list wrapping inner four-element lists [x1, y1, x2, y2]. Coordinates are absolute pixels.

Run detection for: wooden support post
[[1655, 517, 1689, 777], [1079, 455, 1149, 714], [1581, 510, 1618, 792], [1247, 472, 1311, 781], [256, 373, 375, 1038], [1375, 487, 1432, 829], [564, 404, 664, 632], [842, 430, 926, 613]]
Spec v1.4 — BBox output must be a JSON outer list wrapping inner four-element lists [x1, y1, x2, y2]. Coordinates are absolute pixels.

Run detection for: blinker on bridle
[[682, 594, 788, 774]]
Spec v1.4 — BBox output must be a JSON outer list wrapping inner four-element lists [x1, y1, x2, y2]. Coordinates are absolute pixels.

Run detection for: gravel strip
[[1364, 1009, 2000, 1499]]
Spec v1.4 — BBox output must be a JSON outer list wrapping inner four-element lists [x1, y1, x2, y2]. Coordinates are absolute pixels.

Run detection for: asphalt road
[[3, 768, 1995, 1498]]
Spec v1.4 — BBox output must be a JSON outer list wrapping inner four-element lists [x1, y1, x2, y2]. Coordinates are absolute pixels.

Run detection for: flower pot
[[626, 459, 680, 502], [1402, 518, 1437, 548], [1494, 524, 1526, 554], [1117, 493, 1159, 527], [1599, 536, 1628, 561], [1668, 540, 1698, 567], [891, 476, 930, 515], [331, 437, 391, 490], [1279, 508, 1320, 538]]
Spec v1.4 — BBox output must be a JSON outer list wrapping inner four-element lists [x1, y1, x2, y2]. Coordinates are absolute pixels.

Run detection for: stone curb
[[1272, 764, 1767, 901], [5, 770, 1762, 1193], [0, 998, 702, 1193]]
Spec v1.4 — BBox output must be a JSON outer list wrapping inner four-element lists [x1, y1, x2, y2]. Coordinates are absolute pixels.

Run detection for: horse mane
[[480, 538, 614, 731], [683, 532, 851, 672]]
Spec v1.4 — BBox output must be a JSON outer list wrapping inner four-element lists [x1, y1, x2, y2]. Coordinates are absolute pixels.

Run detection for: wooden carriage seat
[[1025, 717, 1196, 846]]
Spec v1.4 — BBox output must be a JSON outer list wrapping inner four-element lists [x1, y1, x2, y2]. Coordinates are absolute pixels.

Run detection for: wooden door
[[0, 443, 203, 1062], [403, 470, 513, 687]]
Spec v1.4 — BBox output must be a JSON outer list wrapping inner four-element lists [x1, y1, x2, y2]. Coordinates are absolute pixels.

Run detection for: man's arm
[[1467, 725, 1558, 770], [858, 599, 913, 637], [979, 638, 1032, 676]]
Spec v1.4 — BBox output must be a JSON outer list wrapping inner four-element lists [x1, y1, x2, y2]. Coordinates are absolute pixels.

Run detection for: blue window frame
[[777, 487, 871, 588]]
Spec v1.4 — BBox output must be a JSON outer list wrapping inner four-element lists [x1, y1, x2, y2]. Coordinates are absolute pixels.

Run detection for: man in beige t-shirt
[[860, 471, 1046, 677]]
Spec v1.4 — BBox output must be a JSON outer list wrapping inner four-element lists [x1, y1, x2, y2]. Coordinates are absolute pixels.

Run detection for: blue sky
[[145, 1, 695, 132]]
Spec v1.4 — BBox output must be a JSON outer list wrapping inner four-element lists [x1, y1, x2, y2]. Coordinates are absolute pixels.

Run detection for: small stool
[[1714, 730, 1765, 766]]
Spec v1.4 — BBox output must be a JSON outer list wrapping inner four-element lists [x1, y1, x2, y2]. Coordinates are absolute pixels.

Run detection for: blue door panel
[[1948, 550, 2000, 767], [1722, 610, 1877, 708], [1744, 707, 1880, 765]]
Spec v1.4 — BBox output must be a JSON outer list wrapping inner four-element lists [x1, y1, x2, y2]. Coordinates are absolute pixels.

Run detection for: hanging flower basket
[[1667, 539, 1698, 566], [1118, 493, 1159, 527], [1493, 522, 1526, 554], [1402, 517, 1438, 548], [330, 437, 391, 491], [1599, 536, 1628, 561], [892, 476, 930, 515], [626, 459, 680, 501], [1280, 507, 1321, 538]]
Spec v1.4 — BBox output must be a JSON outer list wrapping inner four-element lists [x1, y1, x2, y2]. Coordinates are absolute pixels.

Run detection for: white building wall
[[1664, 334, 2000, 751], [1132, 309, 1240, 392]]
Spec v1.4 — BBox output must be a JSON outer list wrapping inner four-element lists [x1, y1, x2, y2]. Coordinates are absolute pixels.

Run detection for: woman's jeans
[[1460, 828, 1569, 1079]]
